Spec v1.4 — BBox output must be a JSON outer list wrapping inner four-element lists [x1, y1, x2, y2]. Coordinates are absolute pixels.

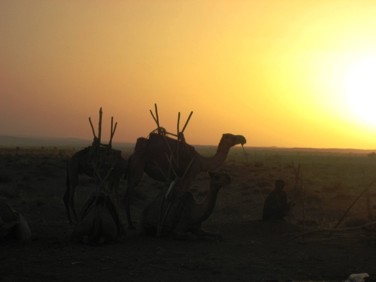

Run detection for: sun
[[343, 56, 376, 127]]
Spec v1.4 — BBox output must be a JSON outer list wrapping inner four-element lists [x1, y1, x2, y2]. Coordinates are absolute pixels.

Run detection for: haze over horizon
[[2, 1, 376, 149]]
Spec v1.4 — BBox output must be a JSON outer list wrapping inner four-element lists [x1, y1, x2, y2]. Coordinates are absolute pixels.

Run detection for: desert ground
[[1, 145, 376, 281]]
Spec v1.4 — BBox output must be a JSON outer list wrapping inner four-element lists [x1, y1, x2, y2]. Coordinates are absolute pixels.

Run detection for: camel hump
[[148, 133, 196, 152], [148, 133, 173, 144], [134, 137, 148, 153]]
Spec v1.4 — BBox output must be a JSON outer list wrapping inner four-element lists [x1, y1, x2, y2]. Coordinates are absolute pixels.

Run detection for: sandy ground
[[1, 147, 376, 281]]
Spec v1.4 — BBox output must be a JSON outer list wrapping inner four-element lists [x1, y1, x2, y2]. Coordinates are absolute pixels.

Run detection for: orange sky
[[1, 1, 376, 149]]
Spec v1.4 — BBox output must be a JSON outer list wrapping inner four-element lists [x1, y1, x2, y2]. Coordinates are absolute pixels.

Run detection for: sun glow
[[343, 56, 376, 127]]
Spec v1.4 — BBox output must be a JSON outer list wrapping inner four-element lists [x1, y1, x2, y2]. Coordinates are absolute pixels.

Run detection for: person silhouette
[[262, 179, 291, 221]]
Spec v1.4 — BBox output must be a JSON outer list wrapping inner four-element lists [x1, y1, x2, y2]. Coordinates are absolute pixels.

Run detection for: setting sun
[[343, 56, 376, 127]]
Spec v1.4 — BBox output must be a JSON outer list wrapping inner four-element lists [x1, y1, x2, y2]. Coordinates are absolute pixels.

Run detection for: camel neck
[[192, 185, 220, 224], [197, 141, 230, 171]]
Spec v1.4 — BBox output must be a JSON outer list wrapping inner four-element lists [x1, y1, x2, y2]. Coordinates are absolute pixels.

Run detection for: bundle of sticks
[[88, 107, 118, 148], [149, 103, 193, 142]]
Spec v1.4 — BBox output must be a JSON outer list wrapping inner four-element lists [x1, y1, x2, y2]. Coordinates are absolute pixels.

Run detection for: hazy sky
[[1, 1, 376, 149]]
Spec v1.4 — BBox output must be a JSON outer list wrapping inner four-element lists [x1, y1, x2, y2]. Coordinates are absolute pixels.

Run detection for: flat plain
[[1, 145, 376, 281]]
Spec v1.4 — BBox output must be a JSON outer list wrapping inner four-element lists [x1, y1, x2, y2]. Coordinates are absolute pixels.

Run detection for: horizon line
[[0, 134, 375, 152]]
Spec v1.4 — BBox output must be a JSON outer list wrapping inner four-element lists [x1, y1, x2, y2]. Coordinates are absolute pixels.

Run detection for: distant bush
[[367, 152, 376, 158]]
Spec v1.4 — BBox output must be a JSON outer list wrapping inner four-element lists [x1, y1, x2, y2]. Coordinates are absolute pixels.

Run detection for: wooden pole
[[154, 103, 159, 127], [88, 117, 97, 139], [165, 153, 178, 180], [294, 164, 301, 189], [112, 122, 117, 139], [181, 111, 193, 133], [150, 110, 158, 125], [333, 178, 376, 229], [154, 103, 162, 133], [182, 157, 194, 180], [109, 117, 116, 148], [177, 112, 181, 135], [149, 103, 161, 132], [364, 171, 372, 220], [367, 188, 372, 220], [98, 107, 103, 144], [161, 135, 177, 165], [111, 116, 113, 135], [301, 176, 306, 238], [176, 112, 181, 166]]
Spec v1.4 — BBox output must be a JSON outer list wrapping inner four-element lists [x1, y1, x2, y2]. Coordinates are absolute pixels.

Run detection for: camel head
[[217, 134, 246, 152]]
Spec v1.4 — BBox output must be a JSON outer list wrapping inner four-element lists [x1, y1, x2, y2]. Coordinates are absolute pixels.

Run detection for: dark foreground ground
[[1, 147, 375, 281]]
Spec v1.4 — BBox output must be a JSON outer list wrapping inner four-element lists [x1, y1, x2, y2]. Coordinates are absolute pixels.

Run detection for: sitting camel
[[64, 145, 127, 223], [71, 190, 123, 245], [0, 200, 31, 242], [64, 109, 127, 224], [125, 132, 246, 228], [141, 171, 232, 240]]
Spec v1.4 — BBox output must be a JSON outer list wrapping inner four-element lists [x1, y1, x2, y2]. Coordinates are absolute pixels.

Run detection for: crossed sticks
[[88, 107, 118, 149], [149, 103, 193, 141]]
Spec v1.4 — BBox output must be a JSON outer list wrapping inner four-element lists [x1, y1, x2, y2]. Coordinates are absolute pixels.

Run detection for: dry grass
[[1, 145, 376, 280], [192, 146, 376, 228]]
